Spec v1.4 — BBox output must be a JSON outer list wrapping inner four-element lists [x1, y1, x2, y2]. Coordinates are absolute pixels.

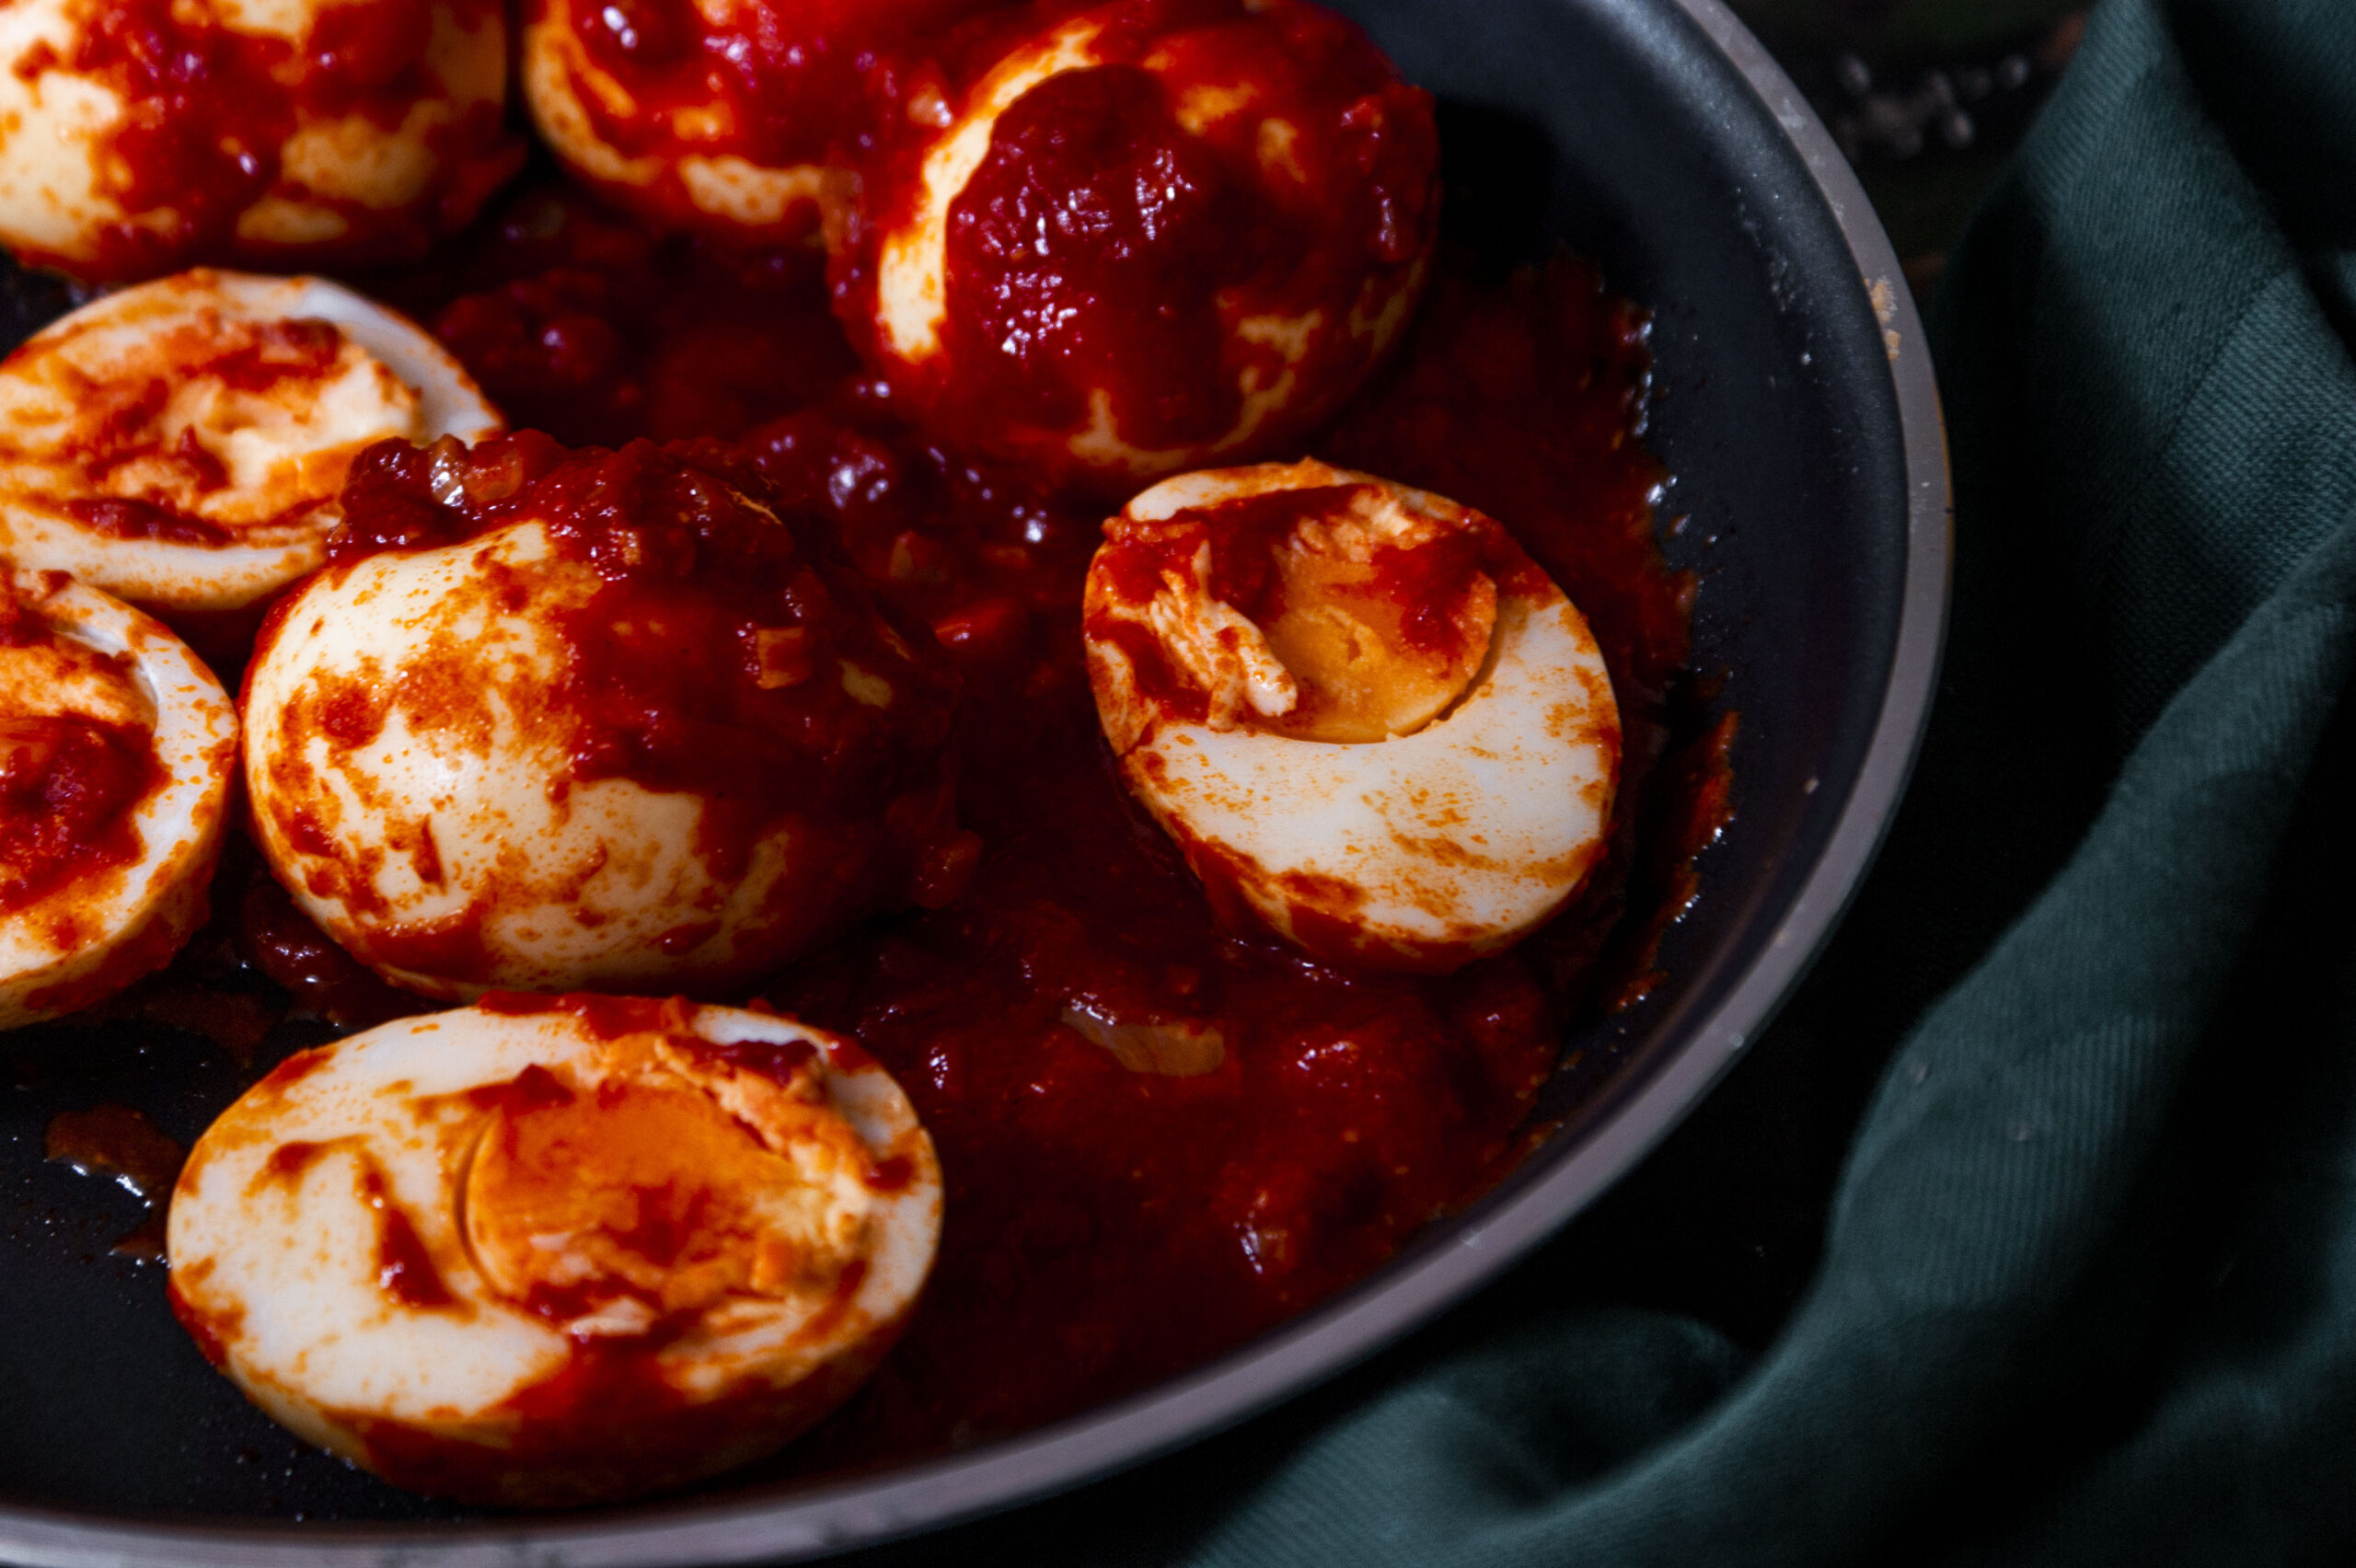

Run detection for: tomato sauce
[[229, 844, 417, 1028], [823, 0, 1438, 488], [0, 598, 163, 923], [11, 0, 518, 280], [308, 430, 966, 974], [0, 0, 1733, 1493], [0, 714, 156, 916], [537, 0, 992, 239], [949, 8, 1428, 445], [325, 176, 1703, 1464], [404, 191, 858, 447]]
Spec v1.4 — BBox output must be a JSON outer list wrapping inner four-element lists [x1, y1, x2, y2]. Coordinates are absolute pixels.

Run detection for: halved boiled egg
[[0, 0, 518, 282], [521, 0, 987, 246], [833, 0, 1438, 491], [0, 567, 237, 1027], [0, 271, 502, 633], [242, 436, 964, 1000], [1083, 460, 1620, 971], [167, 994, 941, 1505]]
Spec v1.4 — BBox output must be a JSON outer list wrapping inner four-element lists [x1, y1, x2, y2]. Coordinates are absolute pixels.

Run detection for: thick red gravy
[[15, 177, 1728, 1482], [832, 0, 1439, 483], [8, 0, 519, 280], [212, 180, 1720, 1469], [0, 595, 163, 923]]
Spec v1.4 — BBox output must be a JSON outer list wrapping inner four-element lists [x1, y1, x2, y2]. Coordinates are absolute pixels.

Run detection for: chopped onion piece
[[1059, 1005, 1226, 1078]]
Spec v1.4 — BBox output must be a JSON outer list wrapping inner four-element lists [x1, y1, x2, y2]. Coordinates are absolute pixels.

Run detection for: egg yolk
[[463, 1066, 860, 1325], [1254, 521, 1497, 743], [1118, 482, 1501, 744]]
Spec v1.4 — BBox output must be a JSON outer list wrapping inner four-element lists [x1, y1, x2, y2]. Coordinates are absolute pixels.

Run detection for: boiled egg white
[[0, 0, 515, 279], [167, 995, 941, 1505], [0, 271, 502, 623], [1083, 460, 1621, 971], [518, 0, 827, 245], [240, 441, 961, 1000], [521, 0, 999, 247], [837, 0, 1437, 489], [0, 567, 237, 1027]]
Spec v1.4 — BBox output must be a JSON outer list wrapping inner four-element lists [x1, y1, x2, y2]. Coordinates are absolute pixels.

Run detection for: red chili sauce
[[401, 190, 857, 448], [8, 0, 519, 280], [1086, 479, 1544, 738], [346, 176, 1720, 1466], [539, 0, 992, 239], [298, 431, 967, 986], [231, 846, 417, 1028], [47, 317, 359, 548], [832, 0, 1438, 482], [0, 599, 160, 925], [0, 716, 155, 917]]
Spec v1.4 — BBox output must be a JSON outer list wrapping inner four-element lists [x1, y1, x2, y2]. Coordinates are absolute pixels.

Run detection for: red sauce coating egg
[[522, 0, 999, 246], [0, 568, 237, 1027], [0, 641, 158, 926], [1084, 461, 1621, 971], [166, 996, 942, 1505], [0, 0, 1727, 1501], [0, 0, 523, 282], [831, 0, 1439, 491], [239, 433, 965, 998], [0, 270, 504, 644]]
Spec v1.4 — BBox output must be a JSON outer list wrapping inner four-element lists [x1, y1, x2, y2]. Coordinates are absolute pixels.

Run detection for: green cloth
[[846, 0, 2356, 1560]]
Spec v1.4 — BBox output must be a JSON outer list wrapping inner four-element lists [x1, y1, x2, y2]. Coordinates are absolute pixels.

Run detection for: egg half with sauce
[[522, 0, 989, 246], [167, 994, 941, 1505], [833, 0, 1438, 491], [0, 568, 237, 1027], [0, 271, 502, 645], [1083, 460, 1620, 971], [0, 0, 520, 281], [242, 435, 965, 1000]]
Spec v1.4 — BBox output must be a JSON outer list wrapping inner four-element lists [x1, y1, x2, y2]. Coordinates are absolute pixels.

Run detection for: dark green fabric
[[840, 0, 2356, 1560]]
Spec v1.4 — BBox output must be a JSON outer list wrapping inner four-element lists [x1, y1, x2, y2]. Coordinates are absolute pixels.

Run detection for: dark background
[[1740, 0, 2085, 291]]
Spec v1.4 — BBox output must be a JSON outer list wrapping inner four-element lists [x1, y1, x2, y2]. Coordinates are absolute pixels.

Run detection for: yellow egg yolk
[[1134, 484, 1501, 744], [463, 1068, 860, 1324]]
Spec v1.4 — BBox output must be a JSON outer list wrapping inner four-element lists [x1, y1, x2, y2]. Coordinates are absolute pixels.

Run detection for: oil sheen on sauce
[[43, 1102, 186, 1259]]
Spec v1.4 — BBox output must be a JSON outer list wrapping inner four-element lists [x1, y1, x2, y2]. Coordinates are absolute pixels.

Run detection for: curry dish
[[0, 0, 1724, 1505]]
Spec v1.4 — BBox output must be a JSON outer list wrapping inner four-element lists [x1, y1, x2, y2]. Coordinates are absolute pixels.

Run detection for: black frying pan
[[0, 0, 1946, 1559]]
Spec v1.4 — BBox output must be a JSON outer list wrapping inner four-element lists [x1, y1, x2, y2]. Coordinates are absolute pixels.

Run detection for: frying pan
[[0, 0, 1948, 1560]]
